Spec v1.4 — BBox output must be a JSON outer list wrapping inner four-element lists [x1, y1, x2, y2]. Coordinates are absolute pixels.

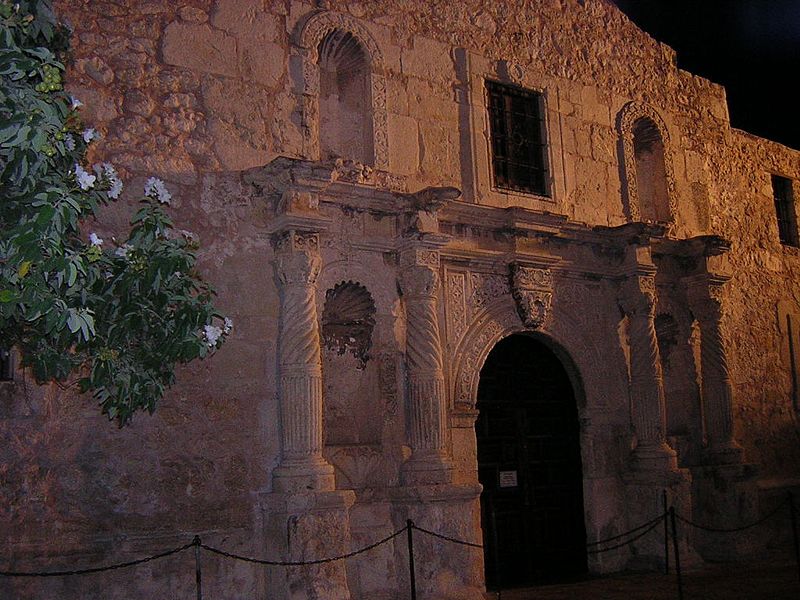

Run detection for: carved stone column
[[621, 266, 678, 472], [399, 245, 453, 484], [686, 274, 744, 464], [271, 228, 335, 492]]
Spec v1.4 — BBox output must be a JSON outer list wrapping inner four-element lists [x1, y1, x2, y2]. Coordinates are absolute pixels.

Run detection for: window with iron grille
[[772, 175, 798, 247], [486, 81, 549, 196]]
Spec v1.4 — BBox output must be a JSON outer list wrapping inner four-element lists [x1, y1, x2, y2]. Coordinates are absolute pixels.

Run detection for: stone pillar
[[399, 244, 453, 484], [621, 255, 677, 472], [686, 274, 744, 464], [271, 228, 335, 492]]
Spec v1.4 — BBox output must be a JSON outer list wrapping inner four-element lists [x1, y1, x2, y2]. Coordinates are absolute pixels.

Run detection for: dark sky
[[613, 0, 800, 150]]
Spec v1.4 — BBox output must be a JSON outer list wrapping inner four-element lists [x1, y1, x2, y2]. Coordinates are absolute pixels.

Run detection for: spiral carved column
[[687, 276, 743, 464], [622, 275, 678, 472], [399, 247, 453, 485], [271, 230, 335, 492]]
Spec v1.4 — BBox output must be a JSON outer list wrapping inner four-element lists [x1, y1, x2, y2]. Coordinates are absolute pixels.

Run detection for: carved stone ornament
[[616, 101, 677, 223], [513, 289, 552, 329], [296, 11, 389, 168], [271, 230, 320, 254], [510, 264, 552, 329]]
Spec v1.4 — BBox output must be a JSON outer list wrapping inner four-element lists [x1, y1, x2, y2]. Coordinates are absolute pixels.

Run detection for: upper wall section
[[58, 0, 760, 236]]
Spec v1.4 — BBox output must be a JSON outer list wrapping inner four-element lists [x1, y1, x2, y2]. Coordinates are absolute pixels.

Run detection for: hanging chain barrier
[[0, 540, 196, 578], [1, 492, 799, 600]]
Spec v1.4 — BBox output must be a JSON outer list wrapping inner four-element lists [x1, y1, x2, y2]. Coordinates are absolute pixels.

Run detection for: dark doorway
[[476, 334, 587, 589]]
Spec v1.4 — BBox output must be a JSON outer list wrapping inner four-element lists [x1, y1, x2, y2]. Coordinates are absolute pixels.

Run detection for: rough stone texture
[[2, 0, 799, 598]]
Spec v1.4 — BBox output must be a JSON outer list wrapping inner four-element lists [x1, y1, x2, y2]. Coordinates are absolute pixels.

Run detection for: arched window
[[617, 102, 676, 224], [318, 30, 374, 163]]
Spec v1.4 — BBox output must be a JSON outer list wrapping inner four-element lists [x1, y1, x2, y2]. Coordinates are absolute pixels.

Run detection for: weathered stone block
[[388, 113, 419, 175], [162, 22, 237, 76]]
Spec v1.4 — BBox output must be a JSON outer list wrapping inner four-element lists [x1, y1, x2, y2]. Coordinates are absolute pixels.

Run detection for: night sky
[[612, 0, 800, 150]]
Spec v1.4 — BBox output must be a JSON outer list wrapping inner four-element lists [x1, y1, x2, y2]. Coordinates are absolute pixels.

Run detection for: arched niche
[[296, 11, 388, 168], [617, 102, 677, 224], [320, 280, 380, 447]]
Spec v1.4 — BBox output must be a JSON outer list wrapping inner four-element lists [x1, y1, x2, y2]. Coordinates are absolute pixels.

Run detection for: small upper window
[[486, 81, 549, 196], [772, 175, 798, 247], [0, 348, 13, 382]]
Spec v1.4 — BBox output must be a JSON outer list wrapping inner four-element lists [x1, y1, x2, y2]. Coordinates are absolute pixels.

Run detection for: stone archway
[[475, 333, 588, 589]]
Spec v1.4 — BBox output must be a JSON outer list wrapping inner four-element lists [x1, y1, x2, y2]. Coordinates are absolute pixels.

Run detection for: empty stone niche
[[322, 281, 381, 447], [632, 117, 670, 222], [318, 30, 374, 164]]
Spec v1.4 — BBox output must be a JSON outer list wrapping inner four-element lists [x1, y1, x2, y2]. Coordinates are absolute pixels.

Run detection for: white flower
[[82, 128, 98, 143], [223, 317, 233, 334], [179, 229, 198, 243], [89, 232, 103, 246], [114, 244, 132, 259], [74, 164, 96, 190], [203, 324, 223, 347], [70, 96, 83, 110], [144, 177, 171, 205], [94, 162, 123, 199], [108, 178, 123, 199], [64, 133, 75, 151]]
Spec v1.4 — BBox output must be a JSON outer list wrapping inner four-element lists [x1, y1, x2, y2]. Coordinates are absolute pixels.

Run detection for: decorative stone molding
[[296, 11, 388, 168], [452, 306, 519, 410], [450, 291, 600, 414], [617, 101, 677, 224], [470, 272, 510, 310], [445, 271, 468, 344], [510, 264, 553, 329]]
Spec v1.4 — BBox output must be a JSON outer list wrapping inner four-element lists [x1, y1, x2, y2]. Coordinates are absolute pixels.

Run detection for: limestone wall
[[1, 0, 799, 597]]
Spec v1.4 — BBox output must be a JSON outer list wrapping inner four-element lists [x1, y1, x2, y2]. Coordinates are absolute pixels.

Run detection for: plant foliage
[[0, 0, 229, 425]]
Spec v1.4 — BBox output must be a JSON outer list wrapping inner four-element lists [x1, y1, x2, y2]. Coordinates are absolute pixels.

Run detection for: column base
[[632, 440, 678, 473], [690, 463, 759, 560], [390, 483, 484, 600], [622, 467, 698, 572], [703, 440, 745, 465], [272, 456, 336, 493], [401, 451, 454, 485], [257, 489, 355, 600]]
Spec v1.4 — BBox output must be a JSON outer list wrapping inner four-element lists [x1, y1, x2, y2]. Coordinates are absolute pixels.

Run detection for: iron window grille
[[486, 80, 550, 196], [772, 175, 798, 247], [0, 347, 12, 382]]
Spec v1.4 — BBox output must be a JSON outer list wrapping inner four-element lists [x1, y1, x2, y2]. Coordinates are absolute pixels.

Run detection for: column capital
[[272, 231, 322, 286], [398, 243, 443, 298], [620, 274, 657, 317], [685, 273, 728, 321]]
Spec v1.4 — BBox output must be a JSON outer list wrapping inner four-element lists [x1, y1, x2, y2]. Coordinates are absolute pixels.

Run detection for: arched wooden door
[[476, 334, 587, 589]]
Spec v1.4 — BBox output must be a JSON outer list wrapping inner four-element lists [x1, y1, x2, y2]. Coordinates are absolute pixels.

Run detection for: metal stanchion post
[[406, 520, 417, 600], [669, 508, 683, 600], [789, 492, 800, 584], [663, 489, 669, 575], [192, 535, 203, 600], [490, 501, 502, 599]]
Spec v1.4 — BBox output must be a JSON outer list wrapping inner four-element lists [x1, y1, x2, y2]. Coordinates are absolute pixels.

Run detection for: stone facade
[[2, 1, 799, 598]]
